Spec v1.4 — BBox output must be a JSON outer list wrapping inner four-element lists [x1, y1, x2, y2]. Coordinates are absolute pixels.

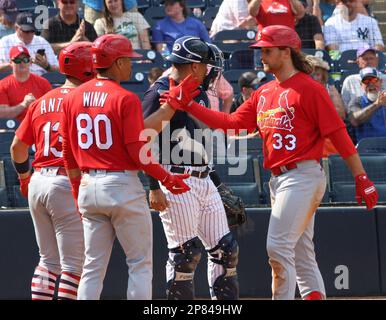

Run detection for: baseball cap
[[357, 44, 376, 58], [238, 71, 266, 89], [360, 67, 381, 81], [0, 0, 18, 23], [9, 45, 30, 60], [15, 12, 36, 32]]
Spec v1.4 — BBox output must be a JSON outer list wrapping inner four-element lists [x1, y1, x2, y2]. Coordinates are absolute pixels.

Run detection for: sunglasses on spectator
[[362, 77, 380, 85], [12, 57, 31, 64]]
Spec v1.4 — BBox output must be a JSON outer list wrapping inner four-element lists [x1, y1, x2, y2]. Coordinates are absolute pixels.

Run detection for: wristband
[[12, 158, 30, 174]]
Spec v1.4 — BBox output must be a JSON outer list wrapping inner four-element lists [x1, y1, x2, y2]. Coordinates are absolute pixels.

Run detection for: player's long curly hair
[[103, 0, 127, 34], [290, 48, 314, 75]]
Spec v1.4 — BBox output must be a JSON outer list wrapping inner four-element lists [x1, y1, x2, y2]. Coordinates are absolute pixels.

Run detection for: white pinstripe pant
[[159, 165, 230, 291]]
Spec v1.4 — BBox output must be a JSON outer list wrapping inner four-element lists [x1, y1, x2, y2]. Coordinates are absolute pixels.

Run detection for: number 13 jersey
[[16, 87, 73, 169]]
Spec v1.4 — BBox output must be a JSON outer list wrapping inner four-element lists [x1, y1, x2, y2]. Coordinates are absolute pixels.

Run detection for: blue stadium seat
[[202, 6, 218, 30], [0, 119, 19, 131], [214, 155, 257, 184], [144, 6, 166, 28], [42, 71, 66, 88], [0, 156, 18, 189], [121, 72, 150, 93], [0, 72, 11, 80], [338, 49, 359, 72], [228, 49, 255, 69], [329, 154, 386, 185], [207, 0, 222, 7], [302, 48, 332, 66], [12, 185, 28, 207], [212, 29, 256, 42], [378, 52, 386, 71], [16, 0, 36, 11], [131, 49, 169, 71], [137, 0, 152, 9], [185, 0, 207, 8], [356, 137, 386, 154], [0, 132, 15, 155], [229, 183, 261, 207], [0, 187, 9, 208], [330, 182, 386, 203]]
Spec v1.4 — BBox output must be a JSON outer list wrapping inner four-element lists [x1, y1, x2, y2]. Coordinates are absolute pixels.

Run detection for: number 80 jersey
[[60, 78, 145, 171], [16, 87, 73, 168], [249, 72, 346, 169]]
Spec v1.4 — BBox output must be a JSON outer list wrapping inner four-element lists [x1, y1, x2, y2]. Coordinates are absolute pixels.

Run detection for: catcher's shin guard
[[166, 237, 202, 300], [208, 232, 239, 300]]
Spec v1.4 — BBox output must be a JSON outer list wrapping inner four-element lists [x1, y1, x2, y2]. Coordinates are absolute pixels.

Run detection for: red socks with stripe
[[58, 272, 81, 300], [31, 266, 58, 300]]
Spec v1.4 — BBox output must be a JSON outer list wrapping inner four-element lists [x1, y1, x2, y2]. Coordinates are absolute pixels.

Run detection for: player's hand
[[355, 174, 378, 210], [159, 92, 169, 105], [161, 173, 190, 195], [22, 93, 36, 108], [149, 189, 170, 211], [19, 175, 31, 198], [166, 75, 201, 110], [375, 91, 386, 107], [70, 176, 81, 209]]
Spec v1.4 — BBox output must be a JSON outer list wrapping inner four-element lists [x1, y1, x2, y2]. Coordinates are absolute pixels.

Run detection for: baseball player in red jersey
[[10, 42, 95, 300], [161, 25, 379, 300], [60, 34, 190, 300]]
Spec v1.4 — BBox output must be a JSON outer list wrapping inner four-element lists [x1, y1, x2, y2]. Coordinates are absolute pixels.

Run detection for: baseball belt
[[170, 166, 210, 179]]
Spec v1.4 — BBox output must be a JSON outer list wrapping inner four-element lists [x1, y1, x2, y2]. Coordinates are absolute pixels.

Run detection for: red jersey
[[233, 72, 346, 169], [61, 78, 145, 171], [256, 0, 295, 32], [0, 73, 52, 121], [16, 87, 74, 168]]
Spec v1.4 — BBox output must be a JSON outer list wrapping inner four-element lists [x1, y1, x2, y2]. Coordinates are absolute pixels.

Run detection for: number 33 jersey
[[16, 87, 74, 168], [60, 78, 145, 171], [239, 72, 346, 169]]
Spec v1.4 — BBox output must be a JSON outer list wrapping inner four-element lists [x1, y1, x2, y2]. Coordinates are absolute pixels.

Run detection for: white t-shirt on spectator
[[324, 14, 384, 52], [0, 33, 59, 76], [210, 0, 250, 37], [341, 72, 386, 108]]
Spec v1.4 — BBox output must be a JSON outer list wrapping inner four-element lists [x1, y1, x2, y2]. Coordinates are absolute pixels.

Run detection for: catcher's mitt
[[217, 183, 247, 228]]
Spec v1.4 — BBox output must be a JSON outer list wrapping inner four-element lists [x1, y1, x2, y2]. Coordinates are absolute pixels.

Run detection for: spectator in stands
[[348, 67, 386, 142], [94, 0, 151, 50], [210, 0, 256, 38], [295, 0, 324, 49], [41, 0, 98, 54], [247, 0, 305, 31], [148, 67, 164, 86], [152, 0, 211, 53], [307, 54, 346, 155], [324, 0, 384, 53], [0, 0, 17, 39], [83, 0, 138, 24], [0, 12, 59, 75], [230, 71, 267, 113], [307, 55, 346, 118], [0, 45, 51, 120], [341, 45, 386, 107]]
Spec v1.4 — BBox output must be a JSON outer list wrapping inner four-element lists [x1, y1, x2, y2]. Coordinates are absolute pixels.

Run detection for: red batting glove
[[166, 75, 201, 110], [19, 175, 31, 198], [161, 173, 190, 195], [355, 174, 378, 210], [159, 92, 169, 105], [70, 176, 81, 209]]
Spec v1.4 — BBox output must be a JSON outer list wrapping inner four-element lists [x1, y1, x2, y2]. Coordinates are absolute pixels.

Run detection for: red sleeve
[[15, 101, 35, 146], [122, 94, 145, 144], [187, 95, 257, 134], [301, 83, 346, 137], [326, 127, 357, 159], [61, 98, 78, 170], [125, 140, 169, 181], [0, 80, 9, 105]]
